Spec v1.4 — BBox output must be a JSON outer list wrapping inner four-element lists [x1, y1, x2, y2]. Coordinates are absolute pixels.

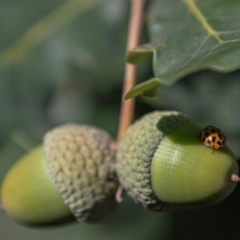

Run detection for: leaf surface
[[128, 0, 240, 84]]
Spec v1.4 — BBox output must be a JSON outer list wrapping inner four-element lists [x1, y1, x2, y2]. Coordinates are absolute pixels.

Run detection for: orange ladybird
[[200, 126, 226, 150]]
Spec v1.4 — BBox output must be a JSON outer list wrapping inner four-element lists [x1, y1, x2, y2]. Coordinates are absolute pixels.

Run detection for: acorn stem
[[231, 174, 240, 182], [115, 185, 124, 203]]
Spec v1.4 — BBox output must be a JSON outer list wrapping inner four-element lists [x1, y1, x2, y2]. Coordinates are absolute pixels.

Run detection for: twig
[[117, 0, 145, 141], [116, 0, 145, 203]]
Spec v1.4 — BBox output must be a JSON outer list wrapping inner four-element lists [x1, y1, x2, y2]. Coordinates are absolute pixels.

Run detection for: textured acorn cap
[[44, 124, 118, 223], [116, 111, 190, 211]]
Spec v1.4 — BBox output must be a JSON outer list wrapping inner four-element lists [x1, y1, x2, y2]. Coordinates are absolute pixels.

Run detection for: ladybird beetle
[[200, 126, 226, 150]]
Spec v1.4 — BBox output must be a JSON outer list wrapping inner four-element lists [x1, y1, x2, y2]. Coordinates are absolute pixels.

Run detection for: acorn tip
[[231, 174, 240, 182]]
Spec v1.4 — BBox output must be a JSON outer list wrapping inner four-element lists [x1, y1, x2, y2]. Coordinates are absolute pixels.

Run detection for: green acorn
[[116, 111, 239, 211], [1, 125, 118, 226]]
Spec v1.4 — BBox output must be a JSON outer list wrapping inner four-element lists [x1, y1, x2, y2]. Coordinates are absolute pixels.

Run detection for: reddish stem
[[116, 0, 145, 203], [117, 0, 145, 141]]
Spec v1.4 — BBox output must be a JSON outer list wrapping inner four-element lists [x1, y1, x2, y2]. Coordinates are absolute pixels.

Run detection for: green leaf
[[128, 0, 240, 84], [124, 78, 161, 100]]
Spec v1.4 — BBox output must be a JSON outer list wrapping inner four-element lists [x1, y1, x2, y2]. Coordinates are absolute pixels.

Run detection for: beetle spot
[[212, 137, 216, 142], [204, 132, 210, 137], [217, 141, 221, 145]]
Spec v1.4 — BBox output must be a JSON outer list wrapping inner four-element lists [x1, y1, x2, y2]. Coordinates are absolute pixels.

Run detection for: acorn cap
[[44, 124, 118, 223], [116, 111, 190, 211]]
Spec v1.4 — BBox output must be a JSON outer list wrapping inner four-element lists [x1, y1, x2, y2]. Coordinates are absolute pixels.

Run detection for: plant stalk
[[116, 0, 145, 202]]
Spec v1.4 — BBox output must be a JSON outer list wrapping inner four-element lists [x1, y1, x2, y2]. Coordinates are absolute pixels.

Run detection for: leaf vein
[[183, 0, 223, 43], [178, 35, 209, 69]]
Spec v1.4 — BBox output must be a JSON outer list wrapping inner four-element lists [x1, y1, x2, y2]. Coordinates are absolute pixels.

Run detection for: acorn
[[116, 111, 239, 211], [1, 125, 118, 226]]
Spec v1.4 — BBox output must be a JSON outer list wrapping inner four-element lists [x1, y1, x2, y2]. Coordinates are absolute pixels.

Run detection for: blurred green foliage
[[0, 0, 240, 240]]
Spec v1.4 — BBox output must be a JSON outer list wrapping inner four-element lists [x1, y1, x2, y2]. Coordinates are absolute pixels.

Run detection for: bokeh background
[[0, 0, 240, 239]]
